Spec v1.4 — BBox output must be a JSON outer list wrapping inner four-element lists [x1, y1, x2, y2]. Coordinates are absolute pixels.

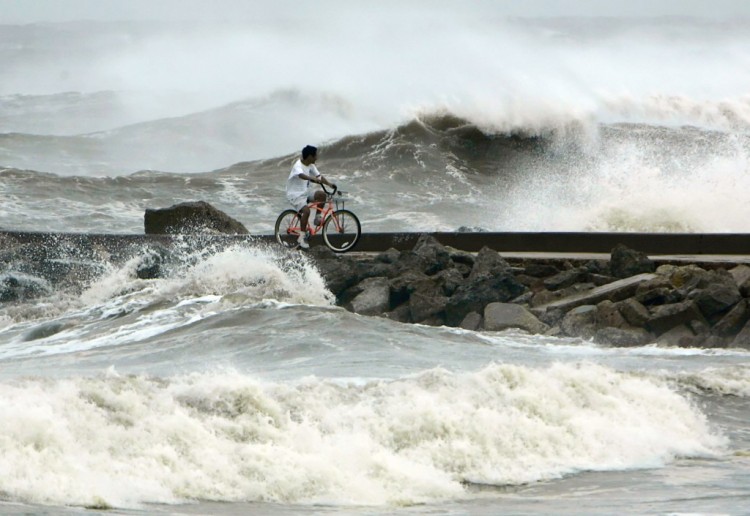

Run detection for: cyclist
[[285, 145, 336, 248]]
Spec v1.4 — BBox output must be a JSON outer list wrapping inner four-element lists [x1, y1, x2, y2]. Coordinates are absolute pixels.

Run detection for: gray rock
[[636, 286, 680, 306], [647, 300, 707, 336], [409, 291, 448, 323], [523, 263, 560, 278], [610, 244, 655, 278], [460, 312, 483, 331], [731, 319, 750, 349], [635, 276, 673, 295], [433, 267, 464, 297], [316, 257, 362, 299], [413, 234, 452, 274], [349, 277, 391, 316], [484, 302, 549, 334], [531, 273, 657, 317], [0, 273, 52, 302], [375, 248, 400, 264], [539, 307, 565, 327], [385, 304, 412, 323], [688, 319, 711, 336], [670, 265, 735, 291], [144, 201, 248, 235], [561, 305, 597, 338], [511, 291, 535, 305], [543, 267, 589, 291], [596, 300, 627, 329], [618, 298, 651, 327], [391, 250, 431, 277], [388, 270, 437, 307], [446, 247, 475, 268], [531, 289, 561, 308], [740, 277, 750, 298], [445, 272, 526, 326], [468, 247, 511, 281], [694, 283, 741, 319], [728, 264, 750, 287], [712, 299, 749, 337], [588, 273, 617, 286], [594, 326, 652, 347], [656, 324, 699, 347], [703, 335, 731, 349]]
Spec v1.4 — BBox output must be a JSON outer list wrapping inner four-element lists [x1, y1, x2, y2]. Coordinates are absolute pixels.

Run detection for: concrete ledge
[[2, 230, 750, 256]]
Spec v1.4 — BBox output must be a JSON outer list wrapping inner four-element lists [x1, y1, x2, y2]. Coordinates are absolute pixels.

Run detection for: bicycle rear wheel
[[274, 209, 301, 248], [322, 209, 361, 252]]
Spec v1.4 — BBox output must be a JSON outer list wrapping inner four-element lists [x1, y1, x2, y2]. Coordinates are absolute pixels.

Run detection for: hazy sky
[[2, 0, 750, 24]]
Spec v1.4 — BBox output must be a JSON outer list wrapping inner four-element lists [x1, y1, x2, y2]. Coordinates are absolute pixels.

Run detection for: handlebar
[[321, 183, 338, 196]]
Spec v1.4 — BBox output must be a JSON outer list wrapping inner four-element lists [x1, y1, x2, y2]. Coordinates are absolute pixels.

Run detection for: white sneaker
[[297, 233, 309, 249]]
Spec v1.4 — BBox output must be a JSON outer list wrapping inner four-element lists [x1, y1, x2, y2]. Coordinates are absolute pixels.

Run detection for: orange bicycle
[[274, 185, 361, 252]]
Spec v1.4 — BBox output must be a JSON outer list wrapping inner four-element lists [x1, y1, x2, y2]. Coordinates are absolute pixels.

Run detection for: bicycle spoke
[[323, 209, 361, 252]]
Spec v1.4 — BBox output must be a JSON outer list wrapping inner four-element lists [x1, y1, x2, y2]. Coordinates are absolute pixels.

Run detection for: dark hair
[[302, 145, 318, 160]]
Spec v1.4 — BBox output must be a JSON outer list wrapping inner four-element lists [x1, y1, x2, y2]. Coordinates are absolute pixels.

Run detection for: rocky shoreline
[[3, 198, 750, 350], [308, 235, 750, 349]]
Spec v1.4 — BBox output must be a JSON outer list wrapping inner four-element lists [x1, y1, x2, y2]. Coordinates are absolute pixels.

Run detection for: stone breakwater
[[308, 235, 750, 349], [3, 224, 750, 349]]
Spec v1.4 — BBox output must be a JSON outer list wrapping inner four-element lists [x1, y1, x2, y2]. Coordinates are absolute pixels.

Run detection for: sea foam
[[0, 362, 725, 509]]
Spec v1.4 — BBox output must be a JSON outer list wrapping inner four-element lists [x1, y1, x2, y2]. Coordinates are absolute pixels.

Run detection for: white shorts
[[289, 192, 315, 212]]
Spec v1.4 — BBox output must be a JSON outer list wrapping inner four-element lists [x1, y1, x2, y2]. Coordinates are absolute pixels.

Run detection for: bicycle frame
[[303, 197, 336, 235]]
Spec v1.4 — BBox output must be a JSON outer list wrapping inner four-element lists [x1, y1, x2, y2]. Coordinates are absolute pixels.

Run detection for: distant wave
[[3, 109, 750, 234]]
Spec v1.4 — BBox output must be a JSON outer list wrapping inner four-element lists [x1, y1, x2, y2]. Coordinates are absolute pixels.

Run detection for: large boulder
[[144, 201, 248, 235]]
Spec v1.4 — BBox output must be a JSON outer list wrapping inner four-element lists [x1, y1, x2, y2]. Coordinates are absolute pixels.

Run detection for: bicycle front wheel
[[323, 209, 361, 252], [274, 209, 301, 248]]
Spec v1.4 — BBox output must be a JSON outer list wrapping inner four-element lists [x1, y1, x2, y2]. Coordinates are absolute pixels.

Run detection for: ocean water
[[1, 10, 750, 515]]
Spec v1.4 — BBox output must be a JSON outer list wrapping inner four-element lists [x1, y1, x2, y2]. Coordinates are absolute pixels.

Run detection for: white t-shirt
[[286, 159, 321, 200]]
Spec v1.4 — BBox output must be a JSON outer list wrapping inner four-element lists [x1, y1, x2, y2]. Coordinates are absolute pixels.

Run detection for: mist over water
[[2, 14, 750, 164], [1, 11, 749, 233]]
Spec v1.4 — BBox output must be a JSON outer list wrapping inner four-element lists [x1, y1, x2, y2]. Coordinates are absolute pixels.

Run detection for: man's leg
[[291, 196, 311, 248], [299, 205, 311, 231], [313, 190, 326, 225]]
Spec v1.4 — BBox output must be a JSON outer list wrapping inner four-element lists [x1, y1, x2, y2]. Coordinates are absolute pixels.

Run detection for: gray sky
[[2, 0, 750, 24]]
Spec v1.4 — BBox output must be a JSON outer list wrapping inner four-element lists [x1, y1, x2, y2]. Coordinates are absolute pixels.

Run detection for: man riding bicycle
[[286, 145, 336, 248]]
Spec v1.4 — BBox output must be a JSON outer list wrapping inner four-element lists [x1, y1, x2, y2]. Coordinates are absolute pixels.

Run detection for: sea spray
[[0, 242, 333, 360]]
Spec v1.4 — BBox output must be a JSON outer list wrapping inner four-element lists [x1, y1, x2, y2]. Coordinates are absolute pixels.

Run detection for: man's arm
[[299, 173, 335, 188]]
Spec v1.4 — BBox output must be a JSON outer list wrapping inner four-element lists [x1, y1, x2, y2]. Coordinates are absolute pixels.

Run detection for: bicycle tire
[[322, 209, 361, 252], [274, 209, 301, 249]]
